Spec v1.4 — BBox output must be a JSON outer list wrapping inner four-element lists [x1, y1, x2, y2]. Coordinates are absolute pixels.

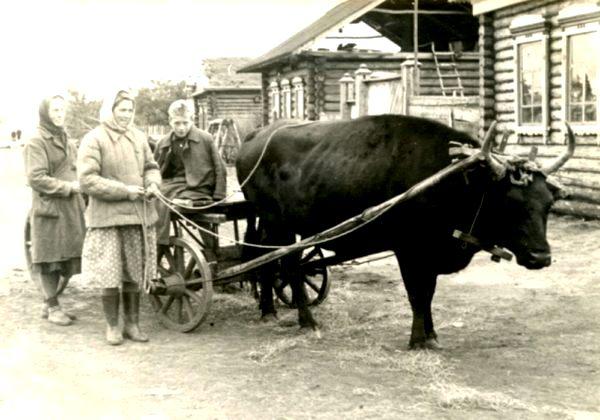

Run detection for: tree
[[65, 90, 101, 140], [134, 80, 189, 127]]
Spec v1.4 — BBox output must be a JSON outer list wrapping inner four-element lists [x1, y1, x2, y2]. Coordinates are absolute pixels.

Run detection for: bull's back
[[237, 115, 476, 235]]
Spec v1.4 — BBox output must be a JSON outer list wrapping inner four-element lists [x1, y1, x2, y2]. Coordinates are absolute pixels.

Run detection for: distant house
[[473, 0, 600, 219], [238, 0, 480, 124], [192, 57, 262, 138]]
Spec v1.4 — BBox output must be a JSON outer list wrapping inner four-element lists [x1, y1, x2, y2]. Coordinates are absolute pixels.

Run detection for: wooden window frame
[[292, 76, 305, 119], [269, 81, 280, 122], [560, 20, 600, 138], [511, 16, 550, 142], [281, 79, 292, 119]]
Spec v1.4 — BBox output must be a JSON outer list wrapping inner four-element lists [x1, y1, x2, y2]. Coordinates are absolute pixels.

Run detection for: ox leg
[[284, 253, 319, 331], [258, 266, 278, 321], [241, 214, 260, 301], [396, 253, 440, 350], [255, 222, 296, 322]]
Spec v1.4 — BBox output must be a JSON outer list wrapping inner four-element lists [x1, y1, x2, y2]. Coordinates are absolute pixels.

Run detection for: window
[[518, 41, 544, 124], [559, 4, 600, 135], [281, 79, 291, 118], [510, 15, 549, 140], [565, 30, 597, 123], [269, 81, 280, 121], [292, 76, 305, 119]]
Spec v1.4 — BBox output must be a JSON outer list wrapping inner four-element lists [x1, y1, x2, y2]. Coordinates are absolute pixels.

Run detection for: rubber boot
[[122, 292, 149, 342], [102, 294, 123, 345]]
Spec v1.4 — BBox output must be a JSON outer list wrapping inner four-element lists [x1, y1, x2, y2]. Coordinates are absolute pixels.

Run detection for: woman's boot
[[122, 291, 149, 342], [40, 273, 71, 326], [101, 288, 123, 345], [46, 297, 72, 326]]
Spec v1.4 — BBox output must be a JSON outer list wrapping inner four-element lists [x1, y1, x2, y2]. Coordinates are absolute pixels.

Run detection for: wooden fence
[[339, 63, 479, 136]]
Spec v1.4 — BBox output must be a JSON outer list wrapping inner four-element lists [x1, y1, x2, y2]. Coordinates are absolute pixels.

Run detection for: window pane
[[585, 104, 597, 121], [533, 106, 543, 123], [518, 41, 543, 124], [568, 32, 598, 123], [570, 105, 583, 122], [586, 75, 596, 102]]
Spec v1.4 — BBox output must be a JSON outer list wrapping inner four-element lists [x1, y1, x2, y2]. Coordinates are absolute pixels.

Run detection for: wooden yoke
[[452, 229, 513, 263]]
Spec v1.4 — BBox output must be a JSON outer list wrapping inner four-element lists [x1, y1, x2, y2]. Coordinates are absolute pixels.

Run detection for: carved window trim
[[281, 79, 291, 119], [269, 80, 280, 121], [560, 16, 600, 138], [292, 76, 305, 119], [511, 15, 550, 142]]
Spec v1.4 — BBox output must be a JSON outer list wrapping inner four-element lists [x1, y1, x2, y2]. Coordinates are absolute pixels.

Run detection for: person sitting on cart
[[154, 100, 227, 251]]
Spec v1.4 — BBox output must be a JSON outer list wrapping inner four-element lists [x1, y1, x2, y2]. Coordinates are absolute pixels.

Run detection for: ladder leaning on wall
[[431, 43, 464, 97]]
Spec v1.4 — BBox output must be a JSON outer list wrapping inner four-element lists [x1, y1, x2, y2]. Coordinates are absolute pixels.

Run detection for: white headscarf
[[99, 89, 136, 132]]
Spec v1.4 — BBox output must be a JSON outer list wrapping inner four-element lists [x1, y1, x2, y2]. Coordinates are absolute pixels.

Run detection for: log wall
[[484, 0, 600, 218]]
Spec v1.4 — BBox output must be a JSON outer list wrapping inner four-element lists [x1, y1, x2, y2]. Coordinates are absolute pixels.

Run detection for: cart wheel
[[24, 217, 68, 295], [275, 247, 329, 308], [149, 236, 213, 332]]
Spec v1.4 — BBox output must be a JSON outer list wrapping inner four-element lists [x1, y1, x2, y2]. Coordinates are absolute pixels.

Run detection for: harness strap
[[168, 121, 316, 211]]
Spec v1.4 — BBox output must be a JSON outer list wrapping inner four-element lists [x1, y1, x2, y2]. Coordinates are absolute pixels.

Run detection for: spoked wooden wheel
[[24, 217, 67, 295], [275, 246, 330, 308], [149, 236, 213, 332]]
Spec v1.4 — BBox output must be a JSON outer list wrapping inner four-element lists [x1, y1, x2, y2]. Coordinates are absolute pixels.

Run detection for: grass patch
[[424, 381, 533, 412], [246, 336, 309, 364]]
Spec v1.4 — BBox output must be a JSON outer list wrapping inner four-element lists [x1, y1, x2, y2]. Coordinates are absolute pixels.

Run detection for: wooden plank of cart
[[148, 195, 331, 332], [148, 151, 512, 332]]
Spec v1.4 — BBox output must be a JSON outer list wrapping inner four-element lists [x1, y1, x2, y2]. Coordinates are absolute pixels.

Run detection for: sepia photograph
[[0, 0, 599, 418]]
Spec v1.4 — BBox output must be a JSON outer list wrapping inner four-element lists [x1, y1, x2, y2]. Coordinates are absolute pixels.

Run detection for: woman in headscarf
[[24, 95, 86, 326], [78, 90, 161, 345]]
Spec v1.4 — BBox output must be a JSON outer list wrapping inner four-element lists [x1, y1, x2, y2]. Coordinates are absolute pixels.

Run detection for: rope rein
[[167, 121, 315, 211], [468, 193, 486, 235], [155, 188, 400, 251], [134, 198, 152, 293]]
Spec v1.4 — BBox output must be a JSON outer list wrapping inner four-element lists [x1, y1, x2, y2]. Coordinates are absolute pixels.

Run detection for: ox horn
[[497, 130, 510, 153], [543, 122, 576, 174], [480, 121, 506, 179]]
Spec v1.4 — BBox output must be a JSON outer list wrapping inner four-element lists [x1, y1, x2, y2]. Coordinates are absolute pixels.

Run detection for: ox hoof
[[260, 313, 279, 323], [299, 325, 322, 339], [409, 338, 443, 351], [278, 319, 297, 328]]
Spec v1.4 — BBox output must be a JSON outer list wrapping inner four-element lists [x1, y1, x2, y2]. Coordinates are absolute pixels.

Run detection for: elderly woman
[[78, 90, 161, 345], [24, 95, 86, 326]]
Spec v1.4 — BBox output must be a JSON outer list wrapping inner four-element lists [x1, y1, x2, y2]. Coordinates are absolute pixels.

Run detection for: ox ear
[[546, 176, 570, 200]]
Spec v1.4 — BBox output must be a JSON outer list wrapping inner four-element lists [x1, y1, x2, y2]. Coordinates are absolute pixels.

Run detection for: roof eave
[[238, 52, 294, 73], [471, 0, 528, 16]]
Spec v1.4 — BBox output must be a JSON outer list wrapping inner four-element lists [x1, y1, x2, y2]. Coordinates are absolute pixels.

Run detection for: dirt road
[[1, 148, 599, 419]]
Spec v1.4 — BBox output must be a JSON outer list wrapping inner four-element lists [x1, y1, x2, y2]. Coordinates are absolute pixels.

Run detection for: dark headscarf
[[38, 95, 67, 140]]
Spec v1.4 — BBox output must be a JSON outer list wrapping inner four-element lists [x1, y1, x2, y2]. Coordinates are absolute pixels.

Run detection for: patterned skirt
[[82, 225, 157, 289]]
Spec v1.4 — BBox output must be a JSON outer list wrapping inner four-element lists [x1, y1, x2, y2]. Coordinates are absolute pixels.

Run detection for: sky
[[0, 0, 343, 129]]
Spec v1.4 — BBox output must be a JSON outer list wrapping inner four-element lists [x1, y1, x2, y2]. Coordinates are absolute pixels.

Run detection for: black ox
[[236, 115, 575, 349]]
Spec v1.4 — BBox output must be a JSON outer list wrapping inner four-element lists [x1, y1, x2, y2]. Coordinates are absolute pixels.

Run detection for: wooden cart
[[148, 198, 330, 332]]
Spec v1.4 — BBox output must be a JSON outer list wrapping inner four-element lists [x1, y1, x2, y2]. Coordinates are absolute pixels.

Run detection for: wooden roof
[[201, 57, 261, 87], [192, 86, 261, 99], [470, 0, 528, 16], [239, 0, 386, 72], [239, 0, 477, 73]]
